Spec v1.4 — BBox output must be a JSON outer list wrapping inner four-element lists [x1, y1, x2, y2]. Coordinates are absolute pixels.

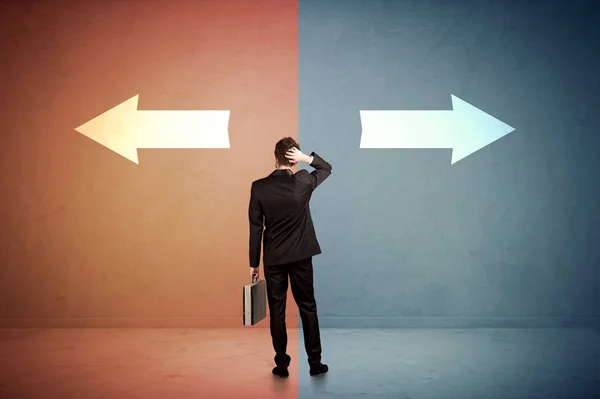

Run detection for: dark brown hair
[[274, 137, 300, 167]]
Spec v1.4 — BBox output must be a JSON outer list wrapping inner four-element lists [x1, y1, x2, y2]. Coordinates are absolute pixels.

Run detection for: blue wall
[[298, 0, 600, 327]]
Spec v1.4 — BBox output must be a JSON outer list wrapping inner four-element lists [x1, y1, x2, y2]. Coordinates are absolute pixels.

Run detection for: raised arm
[[305, 151, 332, 190], [285, 147, 332, 190]]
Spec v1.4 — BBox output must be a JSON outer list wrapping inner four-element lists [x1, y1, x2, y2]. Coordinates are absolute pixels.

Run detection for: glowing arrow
[[359, 95, 515, 164], [75, 94, 230, 164]]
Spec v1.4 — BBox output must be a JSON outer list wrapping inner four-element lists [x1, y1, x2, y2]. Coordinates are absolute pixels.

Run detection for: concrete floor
[[299, 328, 600, 399], [1, 328, 599, 399]]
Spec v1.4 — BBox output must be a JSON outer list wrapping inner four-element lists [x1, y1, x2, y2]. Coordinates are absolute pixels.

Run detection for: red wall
[[0, 0, 299, 328]]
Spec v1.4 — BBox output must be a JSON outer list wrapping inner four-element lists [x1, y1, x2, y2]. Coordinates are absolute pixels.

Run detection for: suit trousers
[[263, 256, 323, 368]]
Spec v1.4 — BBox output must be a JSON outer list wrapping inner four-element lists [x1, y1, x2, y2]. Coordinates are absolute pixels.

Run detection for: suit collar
[[269, 169, 294, 177]]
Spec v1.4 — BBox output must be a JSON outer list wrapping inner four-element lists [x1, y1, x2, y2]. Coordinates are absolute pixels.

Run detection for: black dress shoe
[[272, 366, 289, 378], [309, 363, 328, 376]]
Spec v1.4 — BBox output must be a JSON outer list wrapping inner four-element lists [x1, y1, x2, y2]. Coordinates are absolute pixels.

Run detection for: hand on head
[[285, 147, 306, 165]]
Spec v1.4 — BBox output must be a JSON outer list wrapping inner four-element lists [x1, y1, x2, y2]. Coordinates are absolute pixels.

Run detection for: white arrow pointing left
[[75, 94, 230, 164]]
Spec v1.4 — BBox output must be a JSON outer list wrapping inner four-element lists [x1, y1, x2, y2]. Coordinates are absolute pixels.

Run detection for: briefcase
[[243, 276, 267, 326]]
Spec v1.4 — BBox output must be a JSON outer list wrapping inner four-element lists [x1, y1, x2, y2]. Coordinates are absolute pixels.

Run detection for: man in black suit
[[248, 137, 332, 378]]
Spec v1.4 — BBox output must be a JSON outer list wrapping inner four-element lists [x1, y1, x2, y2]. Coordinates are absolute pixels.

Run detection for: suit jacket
[[249, 152, 332, 267]]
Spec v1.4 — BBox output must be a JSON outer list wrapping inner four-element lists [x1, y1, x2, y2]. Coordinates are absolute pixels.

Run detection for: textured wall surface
[[0, 0, 298, 327], [1, 0, 599, 329], [298, 0, 600, 327]]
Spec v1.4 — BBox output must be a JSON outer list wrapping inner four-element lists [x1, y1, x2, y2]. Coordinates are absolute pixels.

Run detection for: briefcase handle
[[251, 275, 258, 284]]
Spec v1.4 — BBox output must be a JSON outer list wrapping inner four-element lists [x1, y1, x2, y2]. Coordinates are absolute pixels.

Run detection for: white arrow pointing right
[[359, 95, 515, 164]]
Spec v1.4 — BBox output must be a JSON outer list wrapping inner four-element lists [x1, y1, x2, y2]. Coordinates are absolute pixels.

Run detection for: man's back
[[248, 142, 331, 377], [249, 152, 332, 267]]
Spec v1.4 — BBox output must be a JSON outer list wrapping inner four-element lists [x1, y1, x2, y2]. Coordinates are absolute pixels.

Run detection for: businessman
[[248, 137, 332, 378]]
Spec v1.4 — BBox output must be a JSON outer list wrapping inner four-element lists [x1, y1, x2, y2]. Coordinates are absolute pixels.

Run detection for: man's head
[[274, 137, 300, 168]]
